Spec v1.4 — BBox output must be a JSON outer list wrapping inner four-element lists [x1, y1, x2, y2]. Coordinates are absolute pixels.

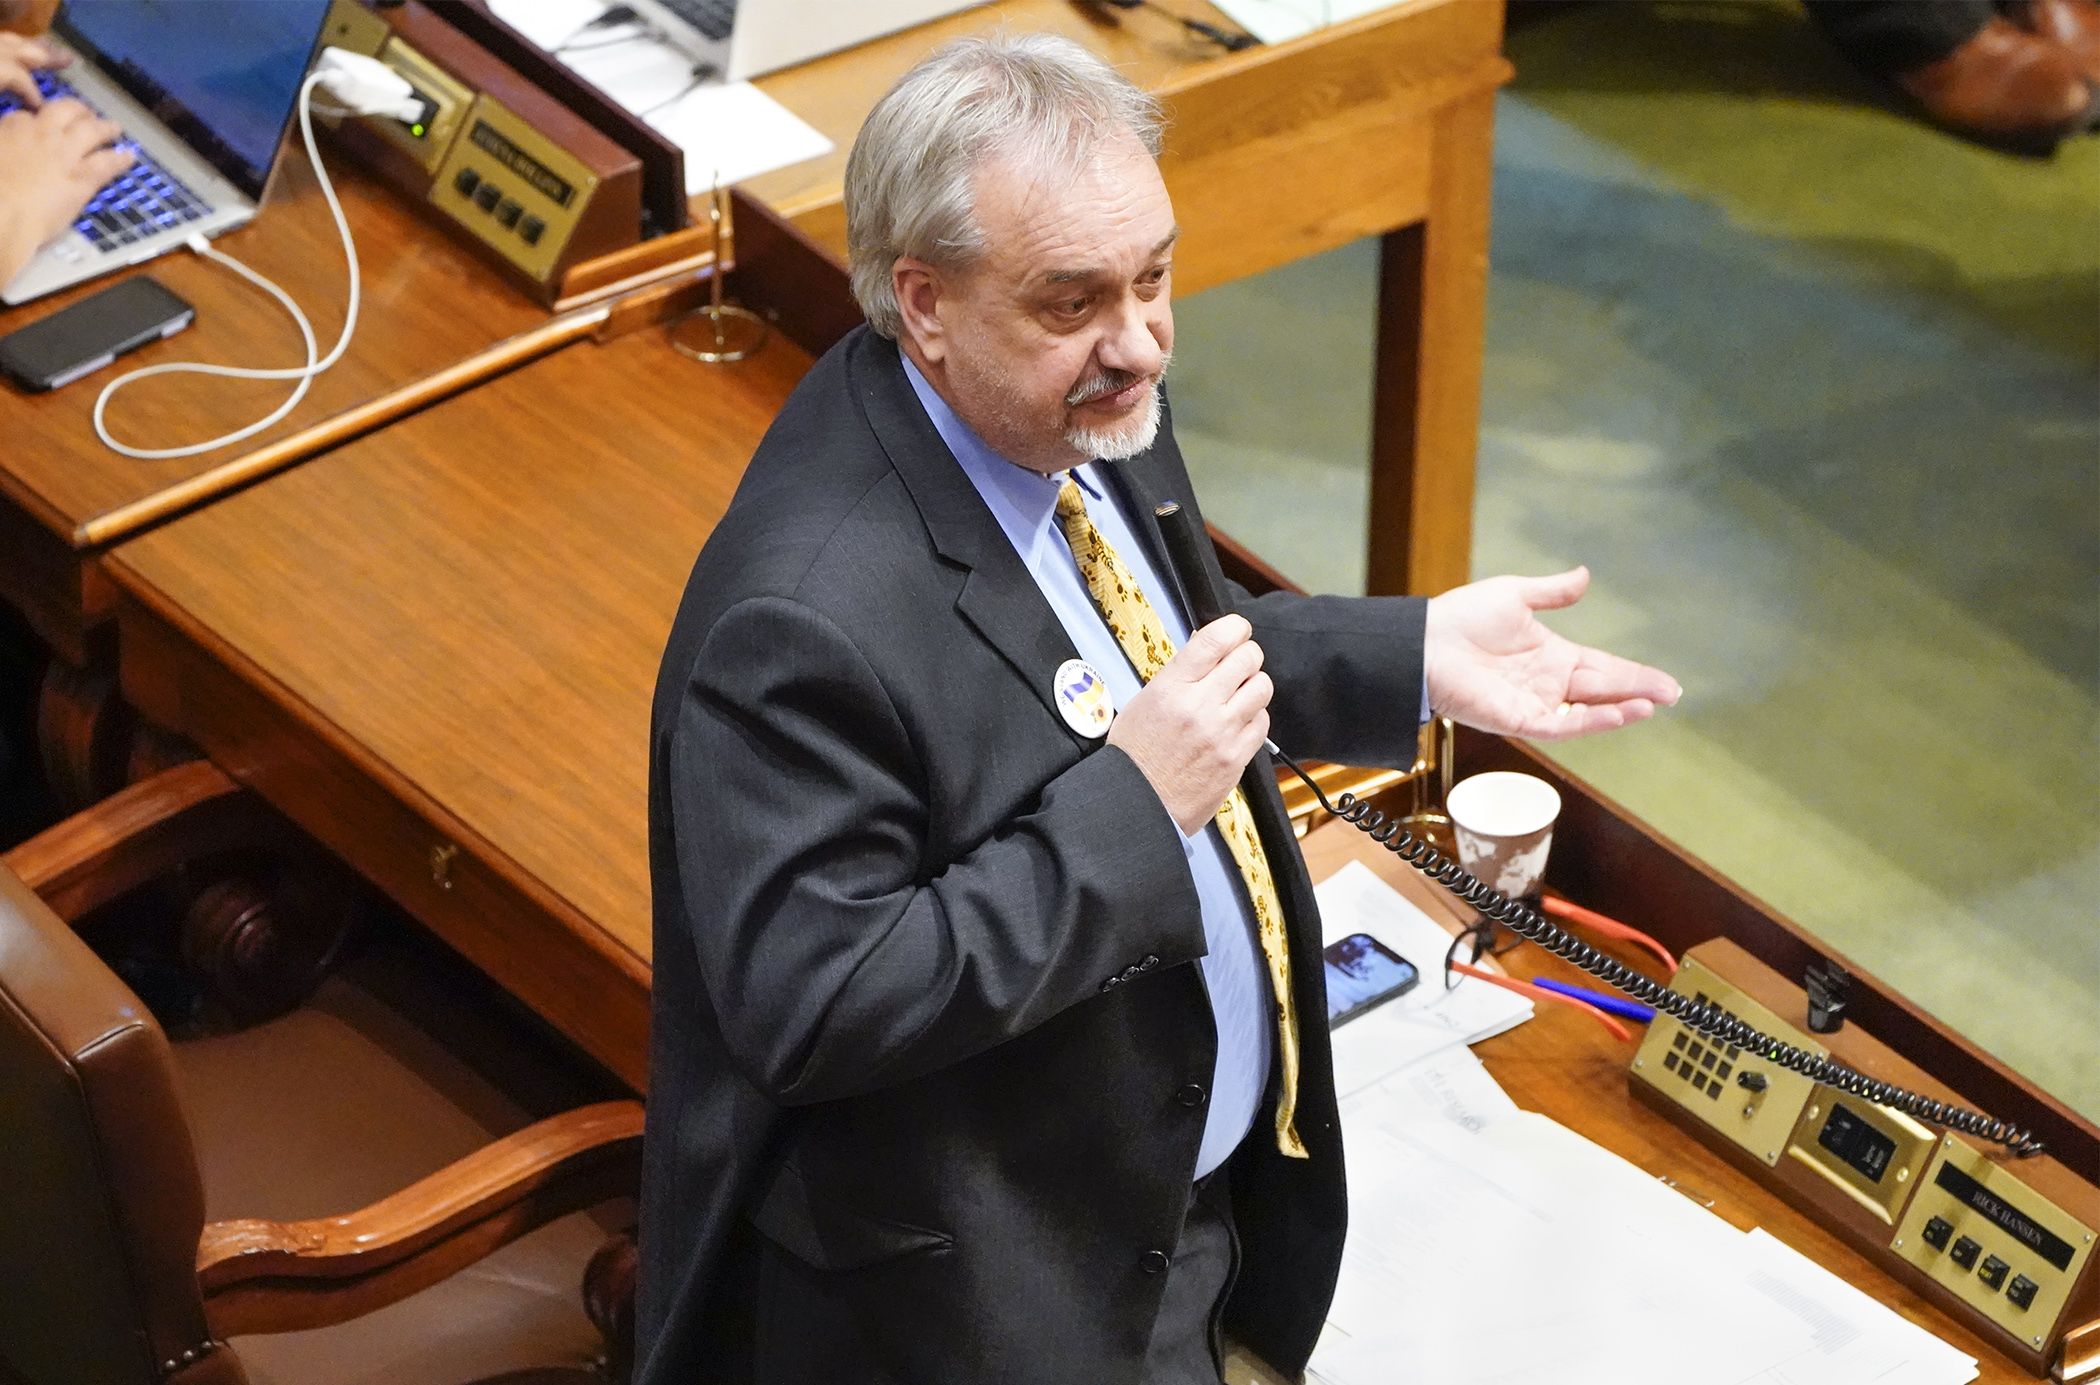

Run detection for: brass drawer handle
[[430, 843, 460, 891]]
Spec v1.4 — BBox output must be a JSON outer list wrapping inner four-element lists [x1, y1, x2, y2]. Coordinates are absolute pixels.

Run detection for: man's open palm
[[1425, 567, 1680, 741]]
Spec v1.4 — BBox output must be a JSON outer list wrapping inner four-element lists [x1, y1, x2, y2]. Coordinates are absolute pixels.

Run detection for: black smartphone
[[0, 277, 195, 392], [1323, 933, 1420, 1027]]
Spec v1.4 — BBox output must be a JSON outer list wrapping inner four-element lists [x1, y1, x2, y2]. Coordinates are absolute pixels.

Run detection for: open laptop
[[625, 0, 984, 84], [0, 0, 334, 306]]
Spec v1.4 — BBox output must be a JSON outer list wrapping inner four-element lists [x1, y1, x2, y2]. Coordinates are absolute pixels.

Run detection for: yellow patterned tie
[[1055, 480, 1308, 1160]]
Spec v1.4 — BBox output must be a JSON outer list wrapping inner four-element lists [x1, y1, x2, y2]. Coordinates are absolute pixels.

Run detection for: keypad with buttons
[[1892, 1148, 2096, 1344], [1662, 1044, 1724, 1099], [1631, 958, 1828, 1174], [448, 162, 564, 255]]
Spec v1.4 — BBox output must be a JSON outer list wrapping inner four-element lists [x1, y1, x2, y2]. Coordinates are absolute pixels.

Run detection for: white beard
[[1064, 378, 1162, 461]]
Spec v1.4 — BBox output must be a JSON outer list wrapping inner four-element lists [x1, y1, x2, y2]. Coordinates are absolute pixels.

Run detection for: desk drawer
[[117, 592, 650, 1089]]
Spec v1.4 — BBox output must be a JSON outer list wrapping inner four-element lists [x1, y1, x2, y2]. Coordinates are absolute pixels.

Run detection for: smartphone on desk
[[0, 276, 193, 392], [1324, 933, 1420, 1027]]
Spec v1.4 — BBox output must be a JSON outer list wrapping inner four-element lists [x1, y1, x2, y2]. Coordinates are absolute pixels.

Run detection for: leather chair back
[[0, 867, 241, 1385]]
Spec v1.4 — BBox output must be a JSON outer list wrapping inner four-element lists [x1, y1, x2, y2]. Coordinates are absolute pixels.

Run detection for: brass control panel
[[365, 37, 472, 174], [1895, 1136, 2095, 1352], [1630, 953, 1824, 1167], [315, 0, 641, 300], [427, 97, 598, 284], [1785, 1085, 1938, 1225], [1630, 940, 2100, 1377]]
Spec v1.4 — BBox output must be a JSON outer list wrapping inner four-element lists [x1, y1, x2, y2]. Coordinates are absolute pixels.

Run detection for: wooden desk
[[105, 313, 2093, 1380], [0, 137, 552, 663], [748, 0, 1509, 597]]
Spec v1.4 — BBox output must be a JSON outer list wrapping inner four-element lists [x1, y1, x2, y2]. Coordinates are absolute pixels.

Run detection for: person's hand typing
[[1425, 567, 1680, 741], [0, 31, 63, 108], [0, 89, 133, 287], [1107, 614, 1272, 836]]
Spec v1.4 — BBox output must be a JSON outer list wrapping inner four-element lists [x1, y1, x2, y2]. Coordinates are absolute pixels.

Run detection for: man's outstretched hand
[[1425, 567, 1679, 742]]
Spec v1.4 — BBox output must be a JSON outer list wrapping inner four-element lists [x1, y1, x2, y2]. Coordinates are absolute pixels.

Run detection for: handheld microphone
[[1152, 501, 1225, 626], [1155, 501, 1282, 758]]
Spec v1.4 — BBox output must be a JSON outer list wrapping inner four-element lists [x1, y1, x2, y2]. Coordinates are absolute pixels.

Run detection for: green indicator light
[[411, 123, 426, 137]]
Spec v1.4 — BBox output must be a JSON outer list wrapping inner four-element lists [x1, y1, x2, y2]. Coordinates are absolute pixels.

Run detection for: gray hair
[[844, 34, 1164, 339]]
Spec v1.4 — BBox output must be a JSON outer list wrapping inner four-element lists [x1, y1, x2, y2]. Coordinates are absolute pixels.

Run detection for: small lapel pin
[[1053, 658, 1115, 739]]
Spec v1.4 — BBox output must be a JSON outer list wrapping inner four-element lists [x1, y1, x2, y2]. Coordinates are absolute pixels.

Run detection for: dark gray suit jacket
[[639, 328, 1427, 1385]]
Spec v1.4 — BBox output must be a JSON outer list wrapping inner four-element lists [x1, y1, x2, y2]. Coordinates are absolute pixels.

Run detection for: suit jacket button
[[1140, 954, 1159, 970], [1141, 1249, 1170, 1274], [1101, 976, 1120, 992], [1175, 1084, 1207, 1108]]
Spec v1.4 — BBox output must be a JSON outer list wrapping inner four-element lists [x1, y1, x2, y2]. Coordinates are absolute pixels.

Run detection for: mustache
[[1064, 353, 1171, 408]]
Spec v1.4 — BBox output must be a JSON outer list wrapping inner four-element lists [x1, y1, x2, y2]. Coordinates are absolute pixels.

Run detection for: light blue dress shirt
[[903, 357, 1270, 1180]]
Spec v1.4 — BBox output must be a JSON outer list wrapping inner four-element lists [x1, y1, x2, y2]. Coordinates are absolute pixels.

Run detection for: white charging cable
[[93, 50, 418, 459]]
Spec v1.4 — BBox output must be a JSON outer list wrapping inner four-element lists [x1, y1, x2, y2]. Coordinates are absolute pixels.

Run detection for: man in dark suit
[[639, 34, 1678, 1385]]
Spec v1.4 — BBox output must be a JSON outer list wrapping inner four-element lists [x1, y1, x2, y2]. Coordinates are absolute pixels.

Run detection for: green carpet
[[1169, 1, 2100, 1120]]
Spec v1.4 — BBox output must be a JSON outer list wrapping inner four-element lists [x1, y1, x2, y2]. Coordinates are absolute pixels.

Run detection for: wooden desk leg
[[1366, 86, 1499, 598]]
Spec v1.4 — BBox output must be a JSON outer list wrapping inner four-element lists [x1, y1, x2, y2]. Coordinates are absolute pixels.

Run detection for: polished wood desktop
[[110, 324, 811, 1087], [103, 309, 2091, 1378], [748, 0, 1509, 597], [0, 142, 552, 663]]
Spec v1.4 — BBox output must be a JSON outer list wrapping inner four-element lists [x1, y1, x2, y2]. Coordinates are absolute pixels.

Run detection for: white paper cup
[[1446, 772, 1562, 903]]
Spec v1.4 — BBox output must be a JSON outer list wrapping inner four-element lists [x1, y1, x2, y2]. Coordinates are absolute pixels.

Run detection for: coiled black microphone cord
[[1269, 746, 2046, 1159]]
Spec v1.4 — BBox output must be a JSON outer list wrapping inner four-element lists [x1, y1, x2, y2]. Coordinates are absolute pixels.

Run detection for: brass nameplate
[[1893, 1137, 2095, 1348]]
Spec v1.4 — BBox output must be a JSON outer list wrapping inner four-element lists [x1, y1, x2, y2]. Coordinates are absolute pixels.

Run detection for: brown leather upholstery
[[0, 867, 242, 1385]]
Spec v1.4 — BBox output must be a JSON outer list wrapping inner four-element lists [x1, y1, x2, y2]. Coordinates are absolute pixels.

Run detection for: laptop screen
[[56, 0, 334, 201]]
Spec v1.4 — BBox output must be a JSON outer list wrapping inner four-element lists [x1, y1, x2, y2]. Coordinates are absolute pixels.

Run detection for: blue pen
[[1531, 977, 1655, 1023]]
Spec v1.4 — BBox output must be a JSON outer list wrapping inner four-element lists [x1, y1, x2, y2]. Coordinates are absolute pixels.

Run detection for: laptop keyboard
[[0, 69, 214, 254], [656, 0, 738, 42]]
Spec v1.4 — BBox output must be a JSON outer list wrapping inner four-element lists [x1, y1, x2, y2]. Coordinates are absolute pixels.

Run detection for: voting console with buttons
[[316, 0, 644, 301], [1628, 939, 2098, 1378]]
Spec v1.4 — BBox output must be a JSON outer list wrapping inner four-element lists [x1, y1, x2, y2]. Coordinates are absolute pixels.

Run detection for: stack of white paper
[[1308, 1059, 1978, 1385], [486, 0, 833, 192], [1735, 1230, 1982, 1385], [1314, 860, 1533, 1099]]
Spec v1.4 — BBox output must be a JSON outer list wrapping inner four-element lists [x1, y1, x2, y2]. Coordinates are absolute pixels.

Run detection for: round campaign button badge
[[1054, 659, 1115, 739]]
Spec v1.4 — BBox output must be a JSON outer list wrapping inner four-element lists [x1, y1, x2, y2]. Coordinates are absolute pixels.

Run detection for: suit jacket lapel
[[849, 333, 1081, 733]]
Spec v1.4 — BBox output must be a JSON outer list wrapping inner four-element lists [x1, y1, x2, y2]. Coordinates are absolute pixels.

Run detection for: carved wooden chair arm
[[1, 760, 264, 922], [195, 1099, 644, 1337]]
